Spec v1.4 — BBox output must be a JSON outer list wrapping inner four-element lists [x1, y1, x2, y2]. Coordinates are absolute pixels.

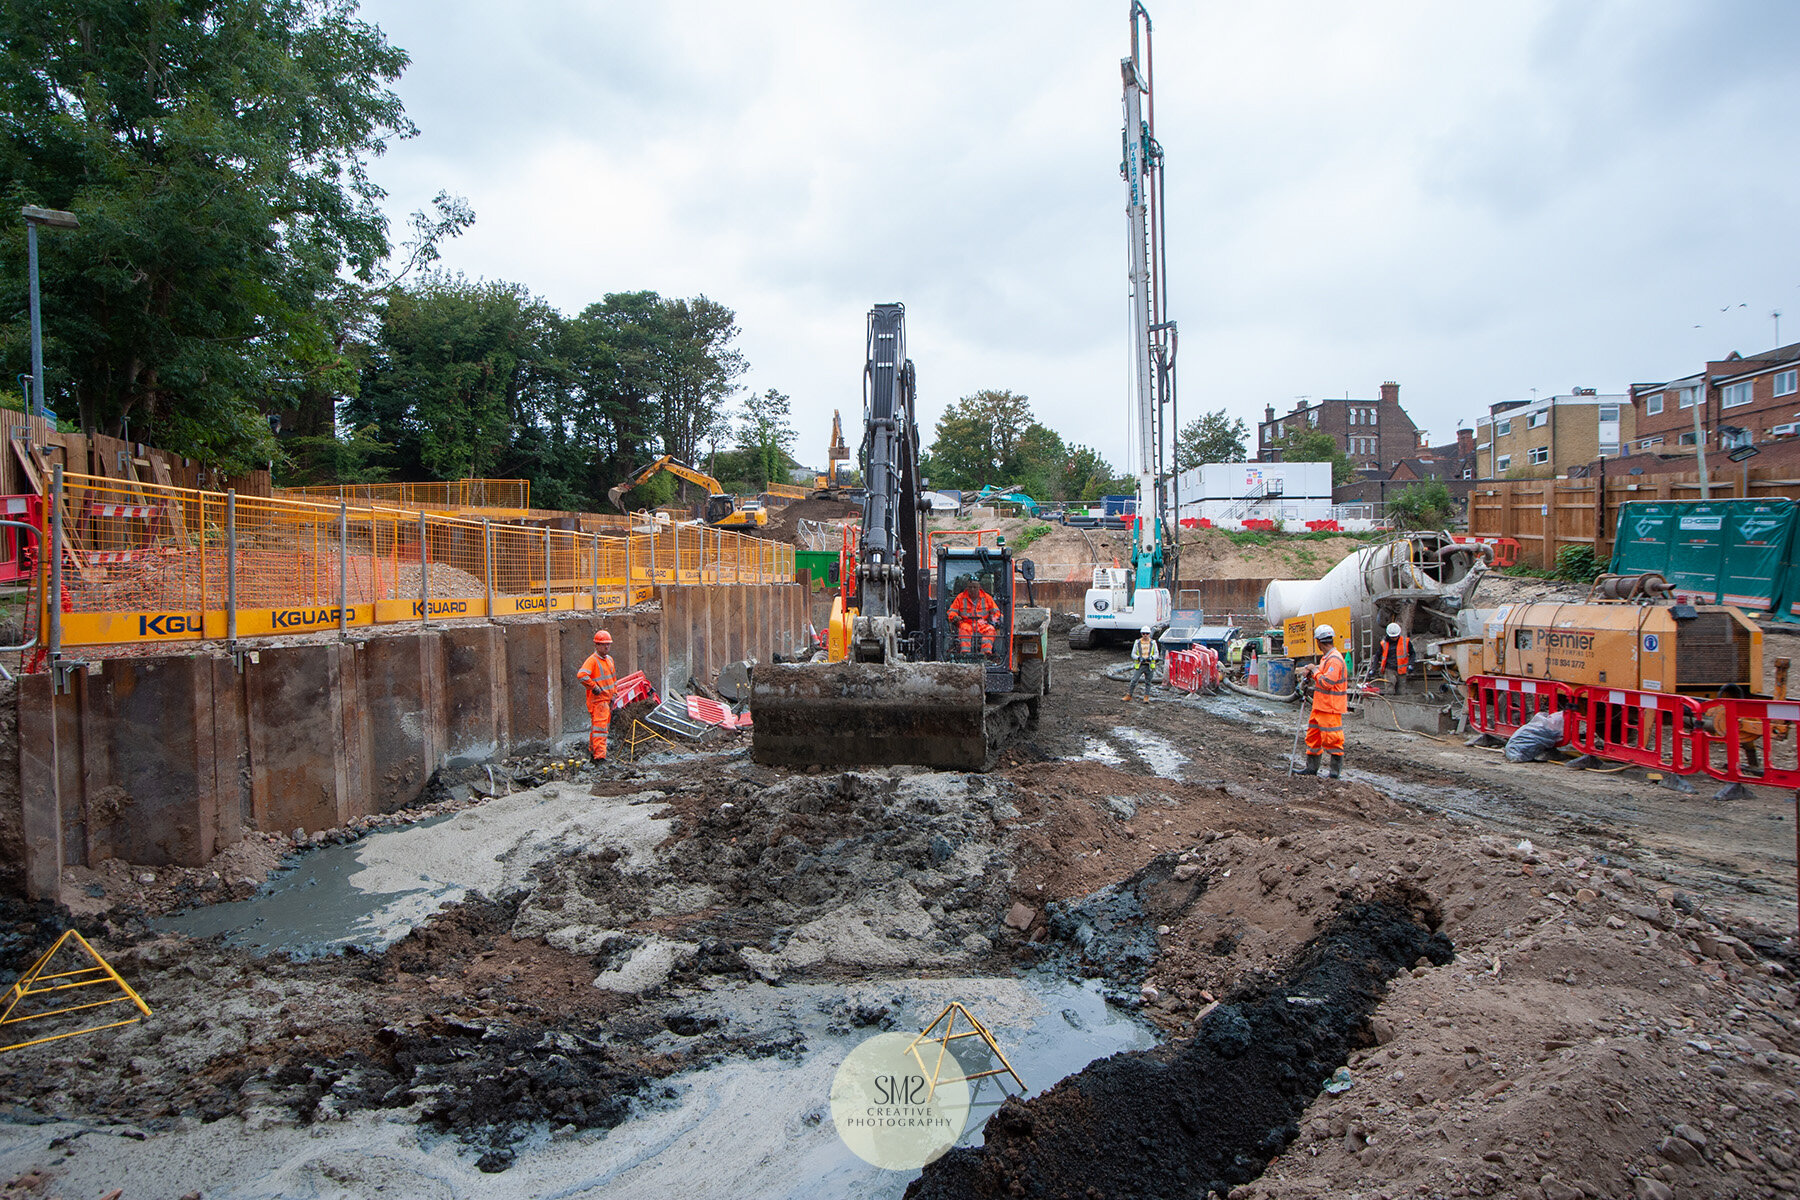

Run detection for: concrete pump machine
[[749, 304, 1051, 771]]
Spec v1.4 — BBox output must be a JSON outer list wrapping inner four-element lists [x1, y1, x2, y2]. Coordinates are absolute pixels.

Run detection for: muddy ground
[[0, 633, 1796, 1199]]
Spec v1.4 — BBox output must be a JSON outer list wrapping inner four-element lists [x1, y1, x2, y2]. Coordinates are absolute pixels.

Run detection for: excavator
[[811, 410, 855, 498], [749, 303, 1051, 771], [606, 456, 768, 528]]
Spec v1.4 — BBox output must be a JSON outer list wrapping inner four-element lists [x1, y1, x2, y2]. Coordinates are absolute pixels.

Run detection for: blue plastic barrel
[[1266, 657, 1294, 695]]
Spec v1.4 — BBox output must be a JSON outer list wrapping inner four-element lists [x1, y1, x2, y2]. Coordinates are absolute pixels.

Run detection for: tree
[[1387, 480, 1457, 530], [922, 389, 1035, 490], [348, 273, 561, 480], [737, 387, 796, 490], [653, 295, 744, 468], [558, 291, 665, 507], [1276, 428, 1355, 485], [1177, 410, 1249, 466], [0, 0, 417, 472]]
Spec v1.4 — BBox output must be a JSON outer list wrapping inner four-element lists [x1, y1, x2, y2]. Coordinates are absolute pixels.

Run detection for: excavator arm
[[606, 455, 729, 513]]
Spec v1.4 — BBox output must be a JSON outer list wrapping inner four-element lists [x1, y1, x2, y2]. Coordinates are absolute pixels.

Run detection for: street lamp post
[[21, 205, 79, 421]]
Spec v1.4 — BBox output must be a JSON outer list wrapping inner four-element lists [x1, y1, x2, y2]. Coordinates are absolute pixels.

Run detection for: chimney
[[1265, 404, 1275, 422], [1457, 428, 1474, 455], [1379, 381, 1399, 405], [1291, 399, 1306, 414]]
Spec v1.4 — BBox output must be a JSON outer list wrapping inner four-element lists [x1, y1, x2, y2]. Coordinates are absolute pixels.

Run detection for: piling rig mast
[[1073, 2, 1179, 648]]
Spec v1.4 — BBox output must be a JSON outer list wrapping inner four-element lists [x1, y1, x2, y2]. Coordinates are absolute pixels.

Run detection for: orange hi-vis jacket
[[1306, 648, 1349, 755], [1378, 635, 1409, 673], [577, 651, 618, 759], [948, 589, 1001, 627]]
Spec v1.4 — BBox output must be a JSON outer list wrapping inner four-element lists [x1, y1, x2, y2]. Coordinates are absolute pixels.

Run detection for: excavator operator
[[947, 574, 1001, 657]]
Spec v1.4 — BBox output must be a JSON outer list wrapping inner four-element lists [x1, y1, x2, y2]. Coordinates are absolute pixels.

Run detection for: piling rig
[[749, 304, 1051, 771]]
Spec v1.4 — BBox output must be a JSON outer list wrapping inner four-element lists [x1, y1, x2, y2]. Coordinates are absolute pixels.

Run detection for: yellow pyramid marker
[[0, 930, 152, 1053]]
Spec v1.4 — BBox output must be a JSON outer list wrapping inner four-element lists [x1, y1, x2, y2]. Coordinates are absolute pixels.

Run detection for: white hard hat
[[1315, 623, 1335, 641], [1387, 623, 1402, 638]]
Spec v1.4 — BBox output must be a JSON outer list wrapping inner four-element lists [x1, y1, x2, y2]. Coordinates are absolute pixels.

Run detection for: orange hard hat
[[593, 630, 613, 645]]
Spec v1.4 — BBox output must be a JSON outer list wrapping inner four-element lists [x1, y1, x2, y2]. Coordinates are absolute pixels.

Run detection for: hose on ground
[[1224, 679, 1299, 703]]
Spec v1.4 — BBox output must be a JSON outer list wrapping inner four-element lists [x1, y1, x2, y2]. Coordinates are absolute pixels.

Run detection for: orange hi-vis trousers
[[1306, 648, 1348, 754], [576, 651, 618, 760]]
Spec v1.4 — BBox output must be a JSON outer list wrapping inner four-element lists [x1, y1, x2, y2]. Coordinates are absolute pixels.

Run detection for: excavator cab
[[933, 549, 1015, 675], [704, 494, 740, 525]]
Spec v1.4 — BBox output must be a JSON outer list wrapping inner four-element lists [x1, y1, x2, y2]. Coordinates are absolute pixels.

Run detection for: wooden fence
[[0, 411, 270, 500], [1467, 467, 1800, 570]]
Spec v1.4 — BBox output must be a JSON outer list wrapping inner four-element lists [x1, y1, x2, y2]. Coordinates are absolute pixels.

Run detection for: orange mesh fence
[[41, 475, 790, 650], [275, 479, 531, 511]]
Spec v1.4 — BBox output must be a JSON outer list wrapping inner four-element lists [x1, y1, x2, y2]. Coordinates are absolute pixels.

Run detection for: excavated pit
[[906, 891, 1454, 1200]]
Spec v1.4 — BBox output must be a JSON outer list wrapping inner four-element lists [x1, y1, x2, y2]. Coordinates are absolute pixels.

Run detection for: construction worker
[[576, 629, 619, 761], [1377, 622, 1410, 694], [1296, 623, 1348, 778], [947, 575, 1001, 657], [1125, 628, 1159, 702]]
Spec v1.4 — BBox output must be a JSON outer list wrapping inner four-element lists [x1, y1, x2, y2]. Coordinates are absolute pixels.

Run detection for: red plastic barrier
[[611, 670, 658, 710], [1242, 518, 1277, 532], [1167, 649, 1200, 692], [1453, 535, 1520, 568], [1465, 675, 1576, 738], [1305, 519, 1341, 532], [1564, 686, 1703, 775], [1690, 696, 1800, 788]]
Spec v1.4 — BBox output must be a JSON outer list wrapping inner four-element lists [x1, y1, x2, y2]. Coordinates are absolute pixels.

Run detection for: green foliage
[[347, 273, 561, 480], [737, 387, 796, 490], [1011, 523, 1053, 552], [1176, 410, 1248, 466], [922, 389, 1129, 502], [1552, 544, 1599, 583], [1387, 480, 1457, 530], [1275, 428, 1355, 485], [1, 0, 417, 472]]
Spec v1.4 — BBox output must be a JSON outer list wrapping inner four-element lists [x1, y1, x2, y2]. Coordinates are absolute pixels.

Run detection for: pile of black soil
[[0, 896, 82, 979], [281, 1013, 804, 1172], [1038, 854, 1209, 993], [907, 893, 1454, 1200]]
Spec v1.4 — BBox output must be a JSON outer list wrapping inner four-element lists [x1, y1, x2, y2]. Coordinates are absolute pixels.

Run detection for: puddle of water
[[0, 974, 1158, 1200], [157, 786, 677, 957], [1080, 736, 1123, 766], [1111, 727, 1187, 780]]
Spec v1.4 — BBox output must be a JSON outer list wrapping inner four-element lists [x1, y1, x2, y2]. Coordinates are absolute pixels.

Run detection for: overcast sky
[[354, 0, 1800, 473]]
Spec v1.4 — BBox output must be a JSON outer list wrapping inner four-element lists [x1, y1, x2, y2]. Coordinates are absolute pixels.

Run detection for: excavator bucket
[[750, 660, 993, 771]]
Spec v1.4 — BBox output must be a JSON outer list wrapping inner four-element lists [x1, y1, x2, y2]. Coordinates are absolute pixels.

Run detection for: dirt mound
[[908, 895, 1454, 1199], [762, 495, 861, 544]]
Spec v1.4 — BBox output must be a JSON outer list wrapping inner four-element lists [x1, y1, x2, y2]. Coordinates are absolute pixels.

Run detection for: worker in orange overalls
[[947, 575, 1001, 656], [576, 629, 619, 761], [1377, 621, 1410, 694], [1296, 623, 1348, 778]]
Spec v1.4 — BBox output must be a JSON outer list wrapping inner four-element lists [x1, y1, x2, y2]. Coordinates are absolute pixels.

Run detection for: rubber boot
[[1327, 754, 1343, 779], [1296, 754, 1320, 776]]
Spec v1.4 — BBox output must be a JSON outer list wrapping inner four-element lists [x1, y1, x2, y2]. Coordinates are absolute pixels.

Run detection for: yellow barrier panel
[[46, 474, 788, 650], [0, 930, 153, 1054]]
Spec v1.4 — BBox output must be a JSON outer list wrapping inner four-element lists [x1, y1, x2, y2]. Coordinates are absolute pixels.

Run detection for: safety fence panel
[[39, 473, 789, 651], [1166, 648, 1221, 693], [276, 479, 532, 512], [1464, 675, 1576, 739], [1451, 535, 1520, 568], [1564, 687, 1704, 776], [1690, 696, 1800, 789]]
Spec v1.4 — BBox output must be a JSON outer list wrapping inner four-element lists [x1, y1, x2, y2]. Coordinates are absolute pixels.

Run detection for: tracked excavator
[[750, 303, 1051, 770], [606, 456, 768, 528]]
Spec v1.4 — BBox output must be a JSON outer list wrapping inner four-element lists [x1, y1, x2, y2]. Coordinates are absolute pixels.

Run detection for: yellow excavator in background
[[812, 409, 855, 497], [606, 456, 768, 528]]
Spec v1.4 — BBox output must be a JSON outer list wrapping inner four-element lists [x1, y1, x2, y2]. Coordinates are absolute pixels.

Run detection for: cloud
[[356, 0, 1800, 466]]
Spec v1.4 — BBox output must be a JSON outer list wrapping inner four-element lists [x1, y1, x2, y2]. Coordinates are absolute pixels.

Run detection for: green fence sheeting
[[1609, 498, 1799, 615]]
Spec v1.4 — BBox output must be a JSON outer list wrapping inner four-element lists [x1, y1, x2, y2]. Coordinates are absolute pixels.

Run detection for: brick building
[[1255, 381, 1421, 472], [1332, 428, 1479, 515], [1629, 341, 1800, 455], [1473, 389, 1630, 479]]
